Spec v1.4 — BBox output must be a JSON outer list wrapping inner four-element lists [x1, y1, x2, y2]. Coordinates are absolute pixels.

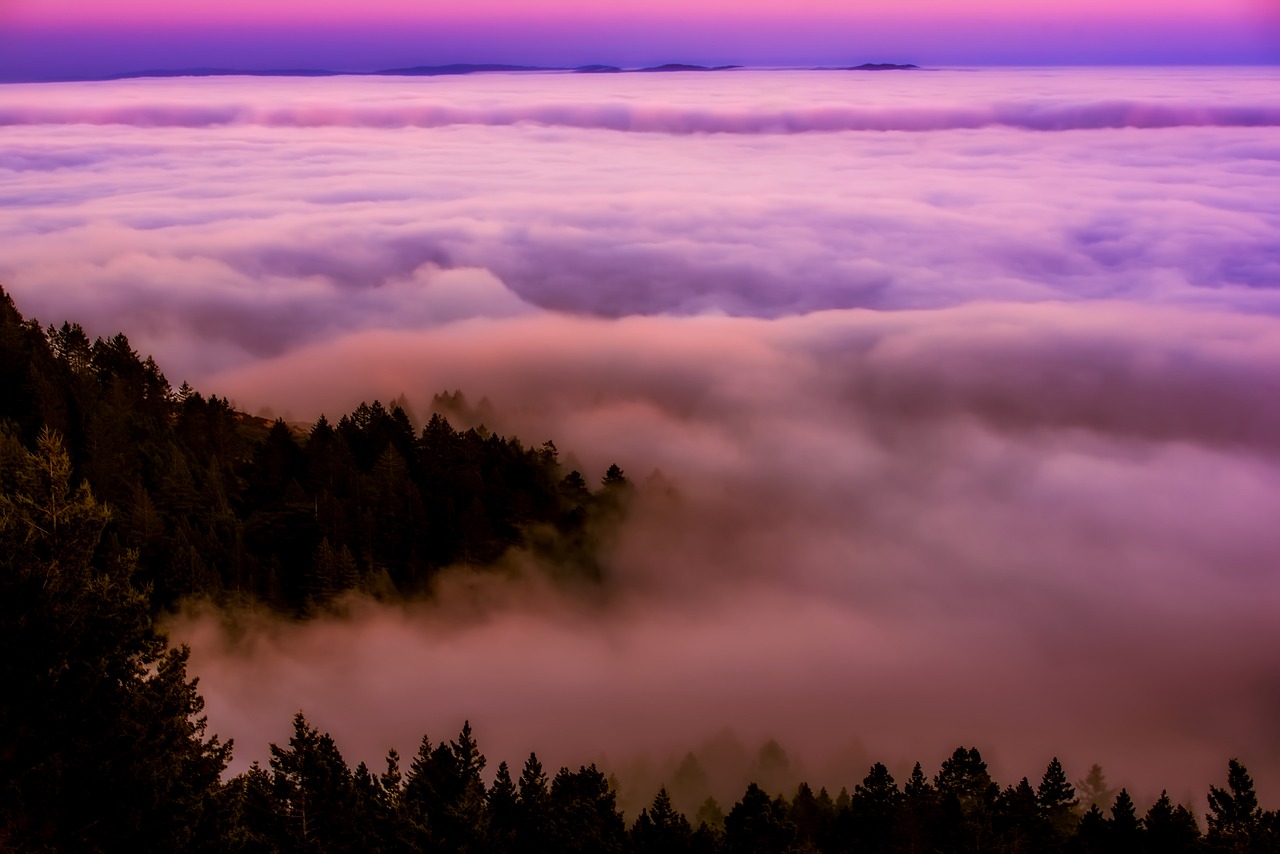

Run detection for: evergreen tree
[[487, 761, 519, 854], [631, 787, 694, 854], [268, 712, 356, 852], [1207, 759, 1263, 852], [935, 747, 998, 852], [1076, 764, 1116, 814], [897, 761, 940, 854], [1144, 791, 1203, 854], [0, 428, 230, 851], [1108, 788, 1144, 852], [995, 777, 1049, 854], [1038, 756, 1079, 843], [546, 764, 627, 854], [670, 752, 713, 818], [838, 762, 900, 852], [724, 782, 796, 854], [696, 796, 727, 831], [791, 781, 835, 850], [1077, 803, 1109, 853], [517, 752, 553, 854], [401, 725, 489, 853], [222, 761, 285, 854]]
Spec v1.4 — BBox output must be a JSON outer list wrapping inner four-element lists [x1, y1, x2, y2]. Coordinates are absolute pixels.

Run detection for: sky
[[1, 67, 1278, 806], [1, 0, 1278, 80]]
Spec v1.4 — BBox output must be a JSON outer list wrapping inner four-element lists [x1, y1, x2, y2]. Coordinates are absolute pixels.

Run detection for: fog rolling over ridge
[[3, 67, 1279, 803]]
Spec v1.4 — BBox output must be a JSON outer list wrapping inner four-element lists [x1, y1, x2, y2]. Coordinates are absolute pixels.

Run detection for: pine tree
[[1076, 764, 1116, 814], [898, 762, 939, 854], [517, 752, 553, 853], [1145, 791, 1202, 853], [696, 796, 726, 831], [935, 747, 998, 852], [0, 428, 231, 851], [1077, 803, 1108, 853], [1109, 788, 1143, 851], [670, 752, 713, 818], [1207, 759, 1263, 852], [487, 761, 519, 854], [843, 762, 901, 851], [725, 782, 795, 854], [1037, 756, 1079, 841], [994, 777, 1049, 853], [790, 782, 832, 849], [631, 787, 694, 854], [268, 712, 355, 851], [547, 764, 626, 854]]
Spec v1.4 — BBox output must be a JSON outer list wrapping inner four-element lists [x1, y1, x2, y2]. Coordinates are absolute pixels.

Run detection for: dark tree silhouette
[[1144, 791, 1203, 854], [0, 428, 230, 851]]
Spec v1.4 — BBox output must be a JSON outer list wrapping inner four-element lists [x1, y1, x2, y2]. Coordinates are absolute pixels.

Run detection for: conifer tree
[[0, 428, 230, 852], [993, 777, 1049, 853], [517, 752, 553, 853], [547, 764, 626, 854], [631, 787, 694, 854], [269, 712, 355, 851], [1038, 756, 1079, 841], [1144, 791, 1202, 853], [487, 761, 519, 854], [1076, 764, 1116, 814], [1207, 759, 1263, 852], [725, 782, 795, 854], [1109, 788, 1143, 851], [1077, 803, 1108, 852]]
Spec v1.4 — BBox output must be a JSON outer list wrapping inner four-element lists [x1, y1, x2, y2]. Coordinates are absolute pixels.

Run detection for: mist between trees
[[0, 414, 1272, 851], [5, 283, 1280, 851]]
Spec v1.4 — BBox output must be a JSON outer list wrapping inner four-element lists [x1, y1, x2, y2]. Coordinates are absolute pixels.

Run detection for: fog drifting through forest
[[2, 67, 1279, 806]]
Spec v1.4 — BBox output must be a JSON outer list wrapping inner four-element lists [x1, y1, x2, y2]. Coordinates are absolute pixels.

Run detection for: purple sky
[[0, 0, 1277, 81]]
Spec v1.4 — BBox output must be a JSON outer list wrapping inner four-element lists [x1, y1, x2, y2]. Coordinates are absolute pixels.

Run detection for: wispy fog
[[3, 68, 1278, 805]]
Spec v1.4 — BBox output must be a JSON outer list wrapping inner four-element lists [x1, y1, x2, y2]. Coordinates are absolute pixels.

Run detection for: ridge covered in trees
[[0, 286, 631, 615]]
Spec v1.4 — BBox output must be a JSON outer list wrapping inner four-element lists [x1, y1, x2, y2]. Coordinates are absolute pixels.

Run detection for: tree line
[[213, 716, 1278, 854], [0, 287, 630, 615]]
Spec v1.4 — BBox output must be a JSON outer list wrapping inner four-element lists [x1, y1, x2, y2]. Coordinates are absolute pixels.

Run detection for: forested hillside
[[0, 287, 629, 615]]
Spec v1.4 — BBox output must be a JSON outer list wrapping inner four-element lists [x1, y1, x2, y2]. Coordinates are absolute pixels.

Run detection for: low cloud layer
[[183, 303, 1280, 805], [5, 93, 1280, 133], [3, 68, 1279, 806]]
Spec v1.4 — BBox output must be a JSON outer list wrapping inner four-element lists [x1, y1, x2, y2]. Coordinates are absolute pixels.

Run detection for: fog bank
[[3, 68, 1278, 805]]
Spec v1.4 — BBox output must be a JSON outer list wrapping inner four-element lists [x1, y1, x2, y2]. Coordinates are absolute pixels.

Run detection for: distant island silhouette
[[846, 62, 920, 70], [90, 62, 916, 82], [635, 63, 743, 72]]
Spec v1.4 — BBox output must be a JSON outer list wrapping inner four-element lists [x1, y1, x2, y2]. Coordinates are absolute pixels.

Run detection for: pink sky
[[4, 0, 1259, 25], [1, 0, 1276, 79]]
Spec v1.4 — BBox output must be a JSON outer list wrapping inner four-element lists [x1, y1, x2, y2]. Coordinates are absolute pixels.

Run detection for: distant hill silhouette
[[637, 63, 742, 72], [93, 61, 918, 82]]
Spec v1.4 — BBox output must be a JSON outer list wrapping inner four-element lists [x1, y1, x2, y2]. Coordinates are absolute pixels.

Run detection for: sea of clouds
[[2, 67, 1278, 806]]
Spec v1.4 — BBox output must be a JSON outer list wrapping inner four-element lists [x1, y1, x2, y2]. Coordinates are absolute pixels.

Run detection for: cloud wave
[[4, 99, 1280, 133]]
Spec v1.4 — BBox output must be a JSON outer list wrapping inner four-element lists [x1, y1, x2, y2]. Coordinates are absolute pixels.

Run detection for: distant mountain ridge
[[88, 62, 914, 82]]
